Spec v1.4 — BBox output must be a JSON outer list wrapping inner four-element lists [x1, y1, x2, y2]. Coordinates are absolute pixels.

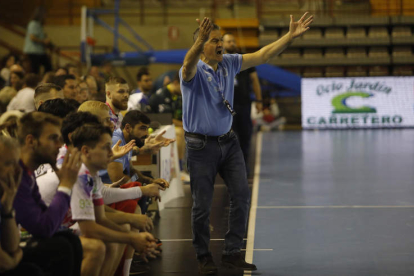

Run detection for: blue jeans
[[185, 130, 251, 258]]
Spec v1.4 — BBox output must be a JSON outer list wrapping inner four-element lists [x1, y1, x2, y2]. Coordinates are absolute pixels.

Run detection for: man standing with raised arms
[[180, 13, 313, 274]]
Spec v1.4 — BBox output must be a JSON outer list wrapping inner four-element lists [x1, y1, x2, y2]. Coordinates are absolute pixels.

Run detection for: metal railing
[[0, 19, 82, 70]]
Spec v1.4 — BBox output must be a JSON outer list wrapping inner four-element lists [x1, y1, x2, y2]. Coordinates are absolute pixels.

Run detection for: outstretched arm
[[182, 18, 213, 82], [241, 12, 313, 71]]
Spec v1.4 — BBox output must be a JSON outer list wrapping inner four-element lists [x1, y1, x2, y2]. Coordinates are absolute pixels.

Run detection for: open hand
[[141, 130, 176, 154], [111, 139, 136, 161], [195, 17, 214, 43], [57, 148, 82, 189], [154, 130, 176, 147], [289, 12, 314, 38]]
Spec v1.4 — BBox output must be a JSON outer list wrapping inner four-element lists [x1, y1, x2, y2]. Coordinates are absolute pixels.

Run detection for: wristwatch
[[1, 209, 15, 219]]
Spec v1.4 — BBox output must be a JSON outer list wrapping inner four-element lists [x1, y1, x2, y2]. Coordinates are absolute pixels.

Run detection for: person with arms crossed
[[180, 13, 313, 274]]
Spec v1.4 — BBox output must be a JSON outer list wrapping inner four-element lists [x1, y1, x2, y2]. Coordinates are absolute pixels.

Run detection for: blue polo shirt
[[99, 129, 131, 184], [179, 54, 242, 136]]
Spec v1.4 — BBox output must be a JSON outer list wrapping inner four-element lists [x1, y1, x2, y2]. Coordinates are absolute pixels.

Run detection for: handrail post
[[113, 0, 120, 54], [211, 0, 217, 21], [163, 0, 168, 25], [69, 0, 74, 25], [140, 0, 145, 25], [256, 0, 262, 21], [329, 0, 334, 17]]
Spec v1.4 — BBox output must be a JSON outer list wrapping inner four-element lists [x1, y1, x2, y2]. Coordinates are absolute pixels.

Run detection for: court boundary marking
[[257, 205, 414, 209], [245, 131, 263, 265]]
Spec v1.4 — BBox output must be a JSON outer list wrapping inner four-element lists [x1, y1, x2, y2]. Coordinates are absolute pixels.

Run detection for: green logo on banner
[[332, 92, 377, 114]]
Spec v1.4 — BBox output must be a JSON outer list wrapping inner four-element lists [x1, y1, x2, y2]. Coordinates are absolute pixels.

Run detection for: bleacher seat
[[368, 27, 389, 38], [369, 66, 389, 76], [303, 67, 324, 78], [392, 46, 412, 57], [325, 28, 345, 39], [287, 67, 302, 75], [302, 28, 322, 40], [347, 27, 366, 38], [303, 49, 323, 59], [280, 49, 301, 59], [280, 28, 290, 37], [325, 48, 345, 58], [260, 30, 279, 40], [368, 47, 389, 57], [370, 0, 401, 16], [403, 0, 414, 16], [325, 66, 345, 77], [391, 26, 411, 37], [347, 66, 367, 77], [393, 66, 413, 76], [347, 48, 366, 58]]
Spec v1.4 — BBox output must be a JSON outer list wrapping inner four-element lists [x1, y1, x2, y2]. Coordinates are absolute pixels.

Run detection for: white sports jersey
[[70, 164, 104, 221]]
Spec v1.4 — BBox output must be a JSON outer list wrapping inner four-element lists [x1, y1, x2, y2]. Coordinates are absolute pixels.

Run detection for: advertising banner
[[302, 77, 414, 129]]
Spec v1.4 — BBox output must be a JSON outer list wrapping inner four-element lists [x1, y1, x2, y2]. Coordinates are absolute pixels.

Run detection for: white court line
[[245, 132, 263, 264], [257, 205, 414, 209], [241, 249, 273, 252], [161, 238, 248, 242]]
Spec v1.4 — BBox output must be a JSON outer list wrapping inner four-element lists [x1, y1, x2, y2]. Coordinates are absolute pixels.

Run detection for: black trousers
[[21, 231, 82, 276], [232, 103, 253, 172], [26, 54, 52, 74], [0, 263, 45, 276]]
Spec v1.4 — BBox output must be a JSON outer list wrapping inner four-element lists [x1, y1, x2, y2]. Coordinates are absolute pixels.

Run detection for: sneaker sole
[[221, 262, 257, 271]]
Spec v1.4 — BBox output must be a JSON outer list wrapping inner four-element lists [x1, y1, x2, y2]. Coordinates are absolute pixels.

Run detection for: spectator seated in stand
[[0, 136, 46, 276], [7, 73, 41, 113], [34, 83, 64, 110], [13, 112, 83, 276]]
